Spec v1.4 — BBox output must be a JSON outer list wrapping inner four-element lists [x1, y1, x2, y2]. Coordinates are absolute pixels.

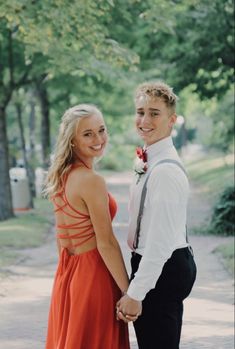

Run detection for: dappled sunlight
[[0, 0, 233, 347], [0, 170, 234, 349], [0, 225, 31, 232], [205, 154, 234, 169], [187, 153, 234, 173]]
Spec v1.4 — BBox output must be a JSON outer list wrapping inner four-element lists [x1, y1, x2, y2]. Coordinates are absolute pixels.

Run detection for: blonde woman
[[44, 104, 132, 349]]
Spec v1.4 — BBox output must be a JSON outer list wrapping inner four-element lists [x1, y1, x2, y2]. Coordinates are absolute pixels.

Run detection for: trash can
[[35, 167, 46, 197], [10, 168, 31, 211]]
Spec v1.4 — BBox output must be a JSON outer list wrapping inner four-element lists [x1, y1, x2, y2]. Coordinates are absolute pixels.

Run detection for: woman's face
[[73, 113, 108, 160]]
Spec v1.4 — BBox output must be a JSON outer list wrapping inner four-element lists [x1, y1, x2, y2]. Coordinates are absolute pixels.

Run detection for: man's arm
[[126, 166, 188, 301]]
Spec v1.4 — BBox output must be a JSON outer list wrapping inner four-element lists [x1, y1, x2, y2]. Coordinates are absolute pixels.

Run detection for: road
[[0, 171, 233, 349]]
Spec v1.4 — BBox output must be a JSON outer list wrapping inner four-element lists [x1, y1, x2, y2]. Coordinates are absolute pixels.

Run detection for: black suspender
[[133, 159, 188, 250]]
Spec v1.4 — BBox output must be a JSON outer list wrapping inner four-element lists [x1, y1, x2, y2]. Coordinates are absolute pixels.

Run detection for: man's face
[[135, 97, 176, 146]]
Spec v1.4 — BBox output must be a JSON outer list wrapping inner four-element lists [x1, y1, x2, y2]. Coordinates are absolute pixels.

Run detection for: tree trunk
[[28, 90, 36, 197], [0, 106, 14, 220], [37, 84, 50, 170], [15, 102, 34, 208]]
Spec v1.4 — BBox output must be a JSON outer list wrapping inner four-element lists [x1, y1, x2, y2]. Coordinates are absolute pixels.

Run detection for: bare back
[[53, 166, 97, 255], [53, 166, 117, 255]]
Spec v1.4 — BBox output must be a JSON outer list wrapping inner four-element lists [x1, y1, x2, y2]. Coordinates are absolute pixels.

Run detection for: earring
[[71, 143, 75, 147]]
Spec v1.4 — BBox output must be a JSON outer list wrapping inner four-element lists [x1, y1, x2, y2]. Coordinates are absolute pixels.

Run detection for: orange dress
[[45, 184, 130, 349]]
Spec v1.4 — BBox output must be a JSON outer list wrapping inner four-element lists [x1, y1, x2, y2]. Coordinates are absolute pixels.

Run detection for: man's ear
[[169, 113, 177, 128]]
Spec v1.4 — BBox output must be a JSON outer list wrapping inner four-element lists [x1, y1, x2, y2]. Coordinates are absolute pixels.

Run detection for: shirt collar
[[146, 136, 173, 164]]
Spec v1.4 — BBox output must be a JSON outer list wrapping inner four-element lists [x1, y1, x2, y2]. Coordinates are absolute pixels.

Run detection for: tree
[[0, 0, 138, 220], [146, 0, 234, 99], [14, 95, 34, 208], [205, 88, 234, 153], [107, 0, 234, 99], [36, 78, 51, 169], [0, 24, 32, 220]]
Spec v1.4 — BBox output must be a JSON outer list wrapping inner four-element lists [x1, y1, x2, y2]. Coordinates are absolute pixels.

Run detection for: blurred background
[[0, 0, 234, 270]]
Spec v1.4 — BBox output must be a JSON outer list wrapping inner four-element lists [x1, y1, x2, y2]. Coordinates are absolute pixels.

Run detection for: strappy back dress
[[45, 171, 130, 349]]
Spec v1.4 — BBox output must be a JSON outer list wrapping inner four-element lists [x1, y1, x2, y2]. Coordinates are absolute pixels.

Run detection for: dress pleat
[[45, 247, 130, 349]]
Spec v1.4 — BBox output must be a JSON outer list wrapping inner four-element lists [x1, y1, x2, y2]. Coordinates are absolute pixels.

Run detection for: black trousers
[[131, 247, 197, 349]]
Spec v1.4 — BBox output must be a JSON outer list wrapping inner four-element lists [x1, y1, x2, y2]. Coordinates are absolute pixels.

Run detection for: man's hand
[[116, 294, 142, 323]]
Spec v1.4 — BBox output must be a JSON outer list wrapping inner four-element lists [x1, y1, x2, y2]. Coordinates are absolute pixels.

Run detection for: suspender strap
[[133, 159, 188, 250]]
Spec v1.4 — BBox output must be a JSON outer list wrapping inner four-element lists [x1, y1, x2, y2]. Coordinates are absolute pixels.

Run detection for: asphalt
[[0, 171, 234, 349]]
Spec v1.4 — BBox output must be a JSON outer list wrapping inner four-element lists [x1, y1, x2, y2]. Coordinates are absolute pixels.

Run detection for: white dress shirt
[[127, 136, 189, 301]]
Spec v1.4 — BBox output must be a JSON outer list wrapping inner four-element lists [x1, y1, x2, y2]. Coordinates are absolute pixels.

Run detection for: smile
[[139, 127, 154, 133], [90, 144, 103, 150]]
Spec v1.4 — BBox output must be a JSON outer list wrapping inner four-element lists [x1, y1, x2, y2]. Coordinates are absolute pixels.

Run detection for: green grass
[[186, 152, 234, 203], [186, 150, 234, 275], [0, 198, 53, 248], [186, 152, 234, 236], [0, 198, 53, 268], [214, 242, 234, 276], [0, 249, 20, 268]]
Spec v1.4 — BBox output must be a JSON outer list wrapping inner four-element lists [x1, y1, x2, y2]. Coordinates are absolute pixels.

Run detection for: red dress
[[45, 184, 130, 349]]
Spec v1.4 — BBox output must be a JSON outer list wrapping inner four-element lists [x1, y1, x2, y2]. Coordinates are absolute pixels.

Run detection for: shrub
[[209, 186, 235, 236], [99, 144, 135, 171]]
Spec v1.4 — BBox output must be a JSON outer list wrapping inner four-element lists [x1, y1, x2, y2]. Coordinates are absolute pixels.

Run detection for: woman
[[44, 104, 131, 349]]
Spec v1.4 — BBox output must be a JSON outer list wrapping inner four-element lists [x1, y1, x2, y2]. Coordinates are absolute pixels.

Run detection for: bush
[[209, 186, 235, 236], [99, 144, 135, 171]]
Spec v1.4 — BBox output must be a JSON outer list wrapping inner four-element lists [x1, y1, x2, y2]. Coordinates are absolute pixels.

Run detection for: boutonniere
[[134, 147, 148, 184]]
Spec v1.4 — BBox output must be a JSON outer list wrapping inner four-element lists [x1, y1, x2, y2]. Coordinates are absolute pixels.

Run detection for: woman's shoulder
[[69, 167, 106, 191]]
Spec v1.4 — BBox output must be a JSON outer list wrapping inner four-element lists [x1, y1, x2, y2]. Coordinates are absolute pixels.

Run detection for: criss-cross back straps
[[53, 191, 95, 248]]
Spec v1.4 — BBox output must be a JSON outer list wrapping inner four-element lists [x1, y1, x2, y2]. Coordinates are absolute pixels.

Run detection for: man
[[117, 81, 197, 349]]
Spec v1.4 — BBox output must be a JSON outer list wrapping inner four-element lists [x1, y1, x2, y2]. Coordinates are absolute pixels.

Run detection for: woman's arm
[[81, 173, 129, 293], [56, 237, 62, 255]]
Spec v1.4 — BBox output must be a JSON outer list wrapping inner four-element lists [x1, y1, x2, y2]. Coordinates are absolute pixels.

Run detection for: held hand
[[116, 294, 142, 323]]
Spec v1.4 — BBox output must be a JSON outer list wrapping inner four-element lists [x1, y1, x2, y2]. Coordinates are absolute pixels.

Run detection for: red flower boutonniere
[[136, 147, 148, 163], [134, 147, 148, 183]]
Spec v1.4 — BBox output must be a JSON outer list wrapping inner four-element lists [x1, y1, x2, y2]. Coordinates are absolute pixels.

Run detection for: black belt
[[132, 246, 194, 259]]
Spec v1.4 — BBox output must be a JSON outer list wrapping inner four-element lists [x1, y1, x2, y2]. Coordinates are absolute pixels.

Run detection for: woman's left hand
[[116, 294, 142, 323]]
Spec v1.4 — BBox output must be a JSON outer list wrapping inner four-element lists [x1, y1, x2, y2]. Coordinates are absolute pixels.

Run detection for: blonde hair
[[43, 104, 103, 198], [135, 81, 178, 112]]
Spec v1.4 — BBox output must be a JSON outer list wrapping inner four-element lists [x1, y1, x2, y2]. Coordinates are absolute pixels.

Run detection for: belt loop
[[188, 245, 194, 257]]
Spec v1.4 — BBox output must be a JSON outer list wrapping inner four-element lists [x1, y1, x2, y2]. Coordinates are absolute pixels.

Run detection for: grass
[[0, 249, 20, 268], [214, 242, 234, 276], [0, 198, 53, 268], [186, 150, 234, 275], [186, 152, 234, 203]]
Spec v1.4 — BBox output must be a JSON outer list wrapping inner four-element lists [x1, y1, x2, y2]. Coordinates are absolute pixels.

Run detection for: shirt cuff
[[127, 282, 146, 301]]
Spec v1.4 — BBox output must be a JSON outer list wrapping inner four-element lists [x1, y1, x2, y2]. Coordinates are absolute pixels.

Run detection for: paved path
[[0, 172, 234, 349]]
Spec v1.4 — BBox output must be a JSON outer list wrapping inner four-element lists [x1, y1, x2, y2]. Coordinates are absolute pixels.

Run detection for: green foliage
[[205, 88, 234, 153], [167, 0, 234, 99], [1, 0, 234, 180], [209, 186, 235, 236], [176, 85, 234, 152], [0, 198, 53, 248], [173, 125, 196, 150], [187, 152, 234, 240], [99, 144, 136, 171], [215, 242, 234, 275], [0, 197, 53, 267], [187, 152, 234, 200], [128, 0, 234, 99], [98, 114, 138, 171], [0, 0, 138, 77]]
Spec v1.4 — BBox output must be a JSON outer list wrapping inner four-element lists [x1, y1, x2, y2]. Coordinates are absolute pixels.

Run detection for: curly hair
[[43, 104, 103, 198], [134, 81, 178, 112]]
